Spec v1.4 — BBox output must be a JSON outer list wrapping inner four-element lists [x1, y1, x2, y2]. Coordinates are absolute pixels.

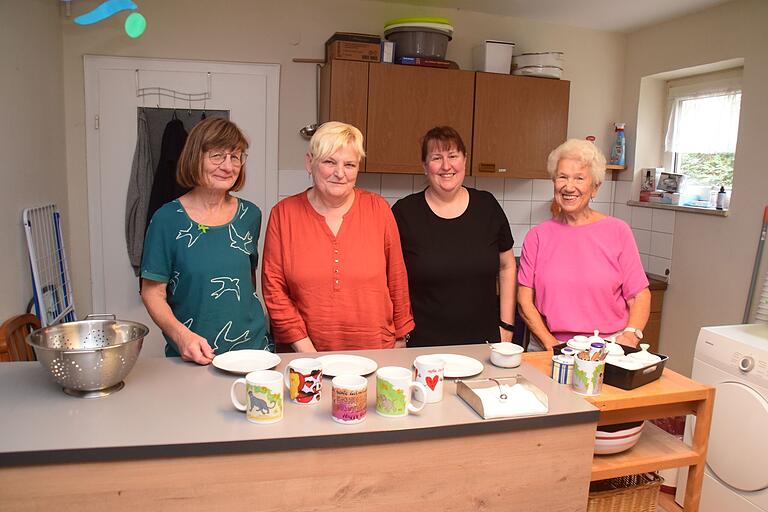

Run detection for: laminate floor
[[658, 490, 683, 511]]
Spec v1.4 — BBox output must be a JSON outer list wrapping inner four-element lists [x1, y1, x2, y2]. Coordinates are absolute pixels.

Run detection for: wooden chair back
[[0, 314, 41, 362]]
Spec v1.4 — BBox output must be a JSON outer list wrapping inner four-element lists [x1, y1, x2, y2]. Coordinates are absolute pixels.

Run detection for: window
[[664, 69, 742, 208]]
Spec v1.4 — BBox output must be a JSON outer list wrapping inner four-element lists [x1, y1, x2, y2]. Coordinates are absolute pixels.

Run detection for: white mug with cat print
[[231, 370, 284, 423]]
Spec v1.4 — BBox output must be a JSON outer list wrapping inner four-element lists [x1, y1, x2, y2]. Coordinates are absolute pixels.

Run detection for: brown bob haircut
[[176, 117, 250, 191], [420, 126, 467, 163]]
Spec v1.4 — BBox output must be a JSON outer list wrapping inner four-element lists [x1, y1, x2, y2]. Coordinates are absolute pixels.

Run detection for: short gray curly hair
[[546, 139, 607, 187]]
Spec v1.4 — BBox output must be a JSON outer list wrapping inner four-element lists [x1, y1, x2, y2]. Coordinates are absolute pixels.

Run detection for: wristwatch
[[499, 320, 515, 332], [623, 327, 644, 340]]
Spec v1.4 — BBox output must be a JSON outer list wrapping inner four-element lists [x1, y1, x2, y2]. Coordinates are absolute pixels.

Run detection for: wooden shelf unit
[[525, 352, 715, 512], [591, 422, 699, 480], [606, 164, 626, 170]]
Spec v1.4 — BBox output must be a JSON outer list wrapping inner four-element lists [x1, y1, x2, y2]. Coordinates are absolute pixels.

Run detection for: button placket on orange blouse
[[333, 244, 341, 291]]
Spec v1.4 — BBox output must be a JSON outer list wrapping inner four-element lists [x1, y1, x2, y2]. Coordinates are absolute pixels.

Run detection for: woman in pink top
[[517, 139, 650, 350], [261, 122, 414, 352]]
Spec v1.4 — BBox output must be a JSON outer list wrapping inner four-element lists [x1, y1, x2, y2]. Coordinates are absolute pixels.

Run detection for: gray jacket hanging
[[125, 109, 154, 276]]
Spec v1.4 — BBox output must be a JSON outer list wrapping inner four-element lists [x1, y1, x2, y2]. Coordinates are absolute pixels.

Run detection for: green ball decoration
[[125, 12, 146, 38]]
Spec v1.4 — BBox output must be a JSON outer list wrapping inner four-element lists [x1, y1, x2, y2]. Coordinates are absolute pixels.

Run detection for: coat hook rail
[[135, 69, 212, 103]]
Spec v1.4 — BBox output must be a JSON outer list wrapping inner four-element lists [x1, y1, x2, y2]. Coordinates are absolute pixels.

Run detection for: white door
[[84, 56, 279, 356]]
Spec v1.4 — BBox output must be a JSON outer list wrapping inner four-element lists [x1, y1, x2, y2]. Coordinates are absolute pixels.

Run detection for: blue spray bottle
[[610, 123, 626, 166]]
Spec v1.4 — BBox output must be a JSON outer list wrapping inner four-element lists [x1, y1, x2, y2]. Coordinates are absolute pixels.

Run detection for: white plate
[[212, 350, 281, 375], [431, 353, 485, 378], [316, 355, 378, 377]]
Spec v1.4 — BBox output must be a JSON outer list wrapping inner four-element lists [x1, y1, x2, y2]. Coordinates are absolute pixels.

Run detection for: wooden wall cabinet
[[319, 61, 570, 177], [365, 64, 474, 174], [472, 73, 570, 179], [319, 59, 369, 170]]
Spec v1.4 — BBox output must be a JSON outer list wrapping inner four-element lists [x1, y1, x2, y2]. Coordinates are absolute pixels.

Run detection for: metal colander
[[26, 314, 148, 398]]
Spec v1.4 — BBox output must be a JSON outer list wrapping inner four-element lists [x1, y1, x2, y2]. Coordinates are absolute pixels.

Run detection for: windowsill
[[627, 200, 729, 216]]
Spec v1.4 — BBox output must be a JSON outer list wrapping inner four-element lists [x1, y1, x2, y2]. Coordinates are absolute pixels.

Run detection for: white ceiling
[[367, 0, 731, 32]]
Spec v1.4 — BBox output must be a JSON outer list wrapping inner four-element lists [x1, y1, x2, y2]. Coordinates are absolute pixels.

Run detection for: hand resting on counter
[[173, 327, 215, 365]]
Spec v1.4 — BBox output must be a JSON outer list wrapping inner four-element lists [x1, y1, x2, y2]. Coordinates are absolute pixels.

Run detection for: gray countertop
[[0, 344, 597, 465]]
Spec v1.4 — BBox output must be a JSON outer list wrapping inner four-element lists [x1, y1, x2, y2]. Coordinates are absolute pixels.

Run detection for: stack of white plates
[[512, 51, 564, 79]]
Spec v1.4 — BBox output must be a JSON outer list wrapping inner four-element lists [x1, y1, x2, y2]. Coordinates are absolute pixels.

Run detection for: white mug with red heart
[[413, 355, 445, 404]]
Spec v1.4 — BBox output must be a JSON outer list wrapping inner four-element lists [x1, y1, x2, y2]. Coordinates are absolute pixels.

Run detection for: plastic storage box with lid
[[384, 17, 453, 61], [473, 40, 515, 74]]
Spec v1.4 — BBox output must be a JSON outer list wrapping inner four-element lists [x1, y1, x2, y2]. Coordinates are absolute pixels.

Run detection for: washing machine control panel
[[697, 327, 768, 389], [730, 352, 768, 385]]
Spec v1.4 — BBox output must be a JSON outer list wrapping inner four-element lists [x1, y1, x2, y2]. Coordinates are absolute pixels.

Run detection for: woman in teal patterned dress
[[140, 117, 269, 365]]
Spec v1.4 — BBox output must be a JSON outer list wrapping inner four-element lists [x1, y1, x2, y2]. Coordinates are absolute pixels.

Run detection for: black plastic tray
[[553, 343, 668, 390]]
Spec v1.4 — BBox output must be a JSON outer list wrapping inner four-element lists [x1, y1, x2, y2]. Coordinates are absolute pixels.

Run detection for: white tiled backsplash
[[613, 181, 675, 281], [277, 171, 675, 278]]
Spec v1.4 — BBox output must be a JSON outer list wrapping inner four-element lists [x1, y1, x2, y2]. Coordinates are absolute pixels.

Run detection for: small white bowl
[[489, 342, 523, 368], [566, 336, 590, 351]]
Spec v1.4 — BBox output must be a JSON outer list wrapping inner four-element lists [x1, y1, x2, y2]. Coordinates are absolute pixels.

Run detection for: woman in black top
[[392, 126, 516, 347]]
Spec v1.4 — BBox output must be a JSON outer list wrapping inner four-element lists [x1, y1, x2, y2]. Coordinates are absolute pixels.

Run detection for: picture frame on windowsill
[[657, 172, 685, 193]]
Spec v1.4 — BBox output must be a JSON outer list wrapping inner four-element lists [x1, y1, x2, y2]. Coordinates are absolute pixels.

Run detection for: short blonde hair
[[546, 139, 607, 187], [308, 121, 365, 165], [177, 117, 249, 191]]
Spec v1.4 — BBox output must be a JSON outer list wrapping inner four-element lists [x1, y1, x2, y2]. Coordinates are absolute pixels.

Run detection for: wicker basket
[[587, 473, 664, 512]]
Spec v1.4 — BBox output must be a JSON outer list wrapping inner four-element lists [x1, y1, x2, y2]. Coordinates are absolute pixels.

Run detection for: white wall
[[622, 0, 768, 374], [58, 0, 626, 316], [0, 0, 68, 320]]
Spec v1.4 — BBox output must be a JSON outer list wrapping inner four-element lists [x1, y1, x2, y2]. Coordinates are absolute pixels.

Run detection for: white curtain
[[665, 90, 741, 154]]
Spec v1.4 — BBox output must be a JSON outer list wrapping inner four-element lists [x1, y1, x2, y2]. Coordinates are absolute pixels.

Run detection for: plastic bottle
[[610, 123, 626, 166], [716, 186, 726, 210]]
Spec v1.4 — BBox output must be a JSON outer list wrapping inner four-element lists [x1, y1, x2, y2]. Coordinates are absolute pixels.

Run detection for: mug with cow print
[[284, 358, 323, 404], [413, 355, 446, 404]]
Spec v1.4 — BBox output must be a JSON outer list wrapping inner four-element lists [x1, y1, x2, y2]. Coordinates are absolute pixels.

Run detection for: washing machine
[[676, 324, 768, 511]]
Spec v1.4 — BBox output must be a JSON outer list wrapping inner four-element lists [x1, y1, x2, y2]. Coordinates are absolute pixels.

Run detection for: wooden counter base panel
[[0, 422, 595, 512]]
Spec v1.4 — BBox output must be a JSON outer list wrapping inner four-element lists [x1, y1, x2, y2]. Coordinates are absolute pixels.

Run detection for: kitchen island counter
[[0, 345, 597, 511]]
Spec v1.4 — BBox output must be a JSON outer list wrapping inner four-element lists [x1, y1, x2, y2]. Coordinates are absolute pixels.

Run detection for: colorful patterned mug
[[571, 357, 605, 396], [284, 357, 323, 404], [230, 370, 284, 424], [375, 366, 427, 417], [331, 375, 368, 424]]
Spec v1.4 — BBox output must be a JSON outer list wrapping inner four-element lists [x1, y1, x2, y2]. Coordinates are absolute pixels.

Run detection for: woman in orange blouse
[[261, 122, 415, 352]]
